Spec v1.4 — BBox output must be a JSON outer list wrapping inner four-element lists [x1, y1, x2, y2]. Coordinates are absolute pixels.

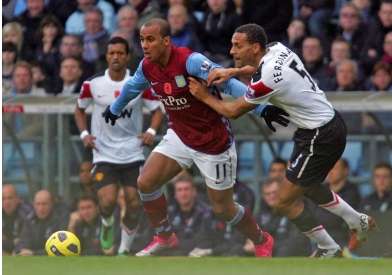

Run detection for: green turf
[[3, 256, 392, 275]]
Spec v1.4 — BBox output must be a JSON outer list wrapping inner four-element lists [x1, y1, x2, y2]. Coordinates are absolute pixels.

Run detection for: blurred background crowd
[[2, 0, 392, 257]]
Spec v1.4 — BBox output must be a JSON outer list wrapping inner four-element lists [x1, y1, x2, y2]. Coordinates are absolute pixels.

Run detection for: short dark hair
[[61, 56, 82, 68], [78, 194, 98, 205], [106, 36, 130, 54], [374, 162, 392, 173], [142, 18, 171, 38], [234, 23, 268, 49]]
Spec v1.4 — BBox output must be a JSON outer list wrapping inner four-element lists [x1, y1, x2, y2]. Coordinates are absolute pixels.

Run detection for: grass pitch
[[3, 256, 392, 275]]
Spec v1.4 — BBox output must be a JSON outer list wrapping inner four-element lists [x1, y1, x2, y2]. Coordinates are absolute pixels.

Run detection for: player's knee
[[304, 184, 334, 205], [211, 203, 234, 221], [136, 174, 153, 193]]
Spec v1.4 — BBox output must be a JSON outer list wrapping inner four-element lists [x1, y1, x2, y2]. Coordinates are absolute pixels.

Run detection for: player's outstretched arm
[[104, 62, 149, 125], [188, 77, 255, 119], [207, 65, 257, 86]]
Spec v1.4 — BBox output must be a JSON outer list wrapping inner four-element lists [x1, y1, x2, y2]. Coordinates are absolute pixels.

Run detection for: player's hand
[[138, 132, 155, 146], [207, 68, 234, 86], [261, 105, 290, 132], [188, 77, 209, 101], [82, 134, 99, 151], [102, 105, 119, 126]]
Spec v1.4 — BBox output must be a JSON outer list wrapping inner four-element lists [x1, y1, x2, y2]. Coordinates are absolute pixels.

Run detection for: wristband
[[146, 128, 156, 136], [80, 130, 89, 140]]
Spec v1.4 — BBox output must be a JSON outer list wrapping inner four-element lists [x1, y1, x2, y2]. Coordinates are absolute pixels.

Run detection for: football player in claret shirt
[[75, 37, 164, 255], [189, 23, 376, 257], [103, 19, 288, 257]]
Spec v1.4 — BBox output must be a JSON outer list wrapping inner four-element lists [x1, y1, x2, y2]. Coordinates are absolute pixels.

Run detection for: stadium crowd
[[2, 0, 392, 98], [3, 159, 392, 256], [2, 0, 392, 257]]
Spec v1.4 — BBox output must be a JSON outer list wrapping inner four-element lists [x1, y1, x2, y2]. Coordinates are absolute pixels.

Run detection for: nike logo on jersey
[[291, 153, 303, 169], [151, 81, 159, 85]]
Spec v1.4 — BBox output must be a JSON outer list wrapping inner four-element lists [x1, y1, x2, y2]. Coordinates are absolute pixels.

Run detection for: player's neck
[[108, 69, 126, 81], [156, 47, 172, 68], [253, 51, 265, 67]]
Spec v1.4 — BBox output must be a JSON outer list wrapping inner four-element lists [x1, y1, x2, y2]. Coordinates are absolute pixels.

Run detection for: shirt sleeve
[[110, 61, 149, 115], [77, 80, 93, 109], [244, 62, 280, 105], [185, 52, 222, 81]]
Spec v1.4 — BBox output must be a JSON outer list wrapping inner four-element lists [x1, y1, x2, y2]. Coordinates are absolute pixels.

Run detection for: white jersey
[[245, 42, 334, 129], [77, 69, 160, 164]]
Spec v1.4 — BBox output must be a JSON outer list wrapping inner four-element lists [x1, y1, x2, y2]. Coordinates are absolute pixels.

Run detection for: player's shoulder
[[84, 70, 106, 83]]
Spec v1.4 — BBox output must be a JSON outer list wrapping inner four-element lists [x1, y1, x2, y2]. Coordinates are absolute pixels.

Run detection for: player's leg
[[93, 163, 119, 252], [301, 112, 375, 250], [135, 152, 183, 256], [117, 162, 144, 254], [275, 178, 341, 257], [194, 143, 273, 257]]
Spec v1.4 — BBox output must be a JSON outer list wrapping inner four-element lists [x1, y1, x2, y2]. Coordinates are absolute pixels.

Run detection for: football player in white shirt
[[188, 24, 375, 257], [74, 37, 164, 255]]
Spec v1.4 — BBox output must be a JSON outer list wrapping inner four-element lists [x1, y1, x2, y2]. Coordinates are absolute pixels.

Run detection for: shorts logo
[[95, 172, 104, 182], [175, 75, 186, 88], [291, 153, 303, 169]]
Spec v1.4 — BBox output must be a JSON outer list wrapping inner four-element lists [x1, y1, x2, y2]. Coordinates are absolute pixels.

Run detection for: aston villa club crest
[[174, 75, 187, 88]]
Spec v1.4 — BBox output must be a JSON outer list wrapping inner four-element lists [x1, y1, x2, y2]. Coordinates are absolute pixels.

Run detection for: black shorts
[[91, 161, 144, 190], [286, 110, 347, 187]]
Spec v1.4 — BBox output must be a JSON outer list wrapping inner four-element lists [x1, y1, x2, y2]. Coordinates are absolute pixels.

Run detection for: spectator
[[2, 42, 18, 96], [16, 190, 67, 255], [2, 184, 33, 255], [361, 0, 392, 74], [46, 0, 78, 25], [242, 0, 292, 41], [352, 0, 372, 23], [362, 162, 392, 212], [366, 62, 392, 91], [11, 61, 46, 96], [34, 15, 64, 79], [382, 31, 392, 64], [128, 0, 163, 29], [59, 34, 96, 80], [30, 62, 51, 94], [282, 18, 307, 55], [82, 7, 110, 69], [254, 178, 311, 256], [54, 57, 83, 95], [69, 195, 103, 255], [268, 158, 287, 179], [328, 59, 364, 91], [17, 0, 48, 57], [166, 176, 213, 256], [298, 0, 334, 42], [2, 22, 26, 59], [335, 3, 368, 59], [168, 4, 203, 52], [325, 38, 351, 78], [202, 0, 241, 66], [66, 0, 116, 35], [302, 36, 330, 90], [116, 5, 142, 58]]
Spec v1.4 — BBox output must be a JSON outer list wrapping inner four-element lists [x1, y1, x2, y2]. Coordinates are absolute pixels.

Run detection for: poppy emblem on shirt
[[175, 75, 187, 88], [163, 83, 172, 95], [114, 90, 120, 98]]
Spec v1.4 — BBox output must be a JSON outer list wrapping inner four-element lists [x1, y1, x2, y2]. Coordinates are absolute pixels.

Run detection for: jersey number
[[289, 60, 316, 91]]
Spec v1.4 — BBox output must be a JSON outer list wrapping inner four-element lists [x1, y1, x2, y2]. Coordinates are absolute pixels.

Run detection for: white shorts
[[153, 129, 237, 190]]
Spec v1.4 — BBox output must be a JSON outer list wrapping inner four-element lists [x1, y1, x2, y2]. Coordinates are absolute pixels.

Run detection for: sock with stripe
[[291, 201, 340, 250], [319, 191, 362, 230], [139, 189, 172, 239], [227, 203, 264, 244]]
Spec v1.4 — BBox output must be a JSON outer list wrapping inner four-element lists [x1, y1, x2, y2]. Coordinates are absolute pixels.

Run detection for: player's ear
[[252, 43, 261, 54], [163, 36, 170, 46]]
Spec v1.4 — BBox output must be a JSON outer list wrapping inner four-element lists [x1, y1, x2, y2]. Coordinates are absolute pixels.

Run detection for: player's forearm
[[74, 107, 88, 133], [110, 88, 140, 115], [204, 95, 244, 119], [149, 108, 164, 131]]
